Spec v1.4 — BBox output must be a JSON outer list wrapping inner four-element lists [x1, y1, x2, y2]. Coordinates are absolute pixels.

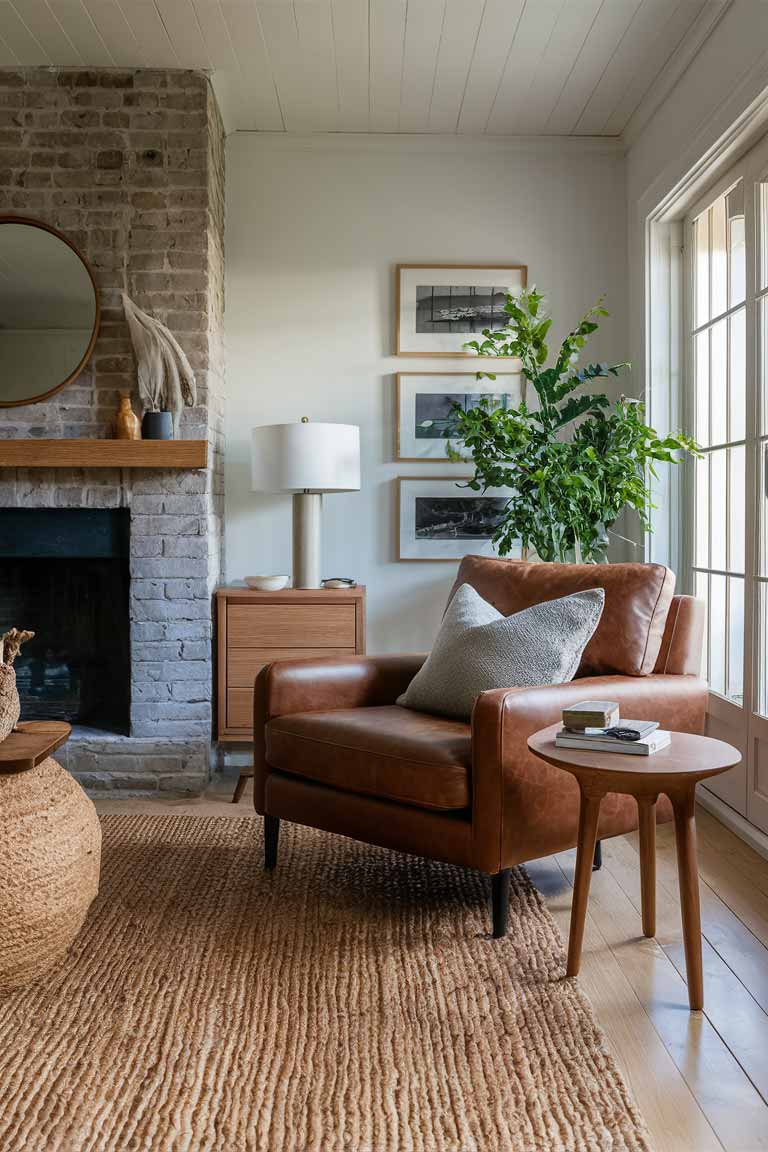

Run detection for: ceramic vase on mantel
[[142, 411, 174, 440], [114, 393, 141, 440]]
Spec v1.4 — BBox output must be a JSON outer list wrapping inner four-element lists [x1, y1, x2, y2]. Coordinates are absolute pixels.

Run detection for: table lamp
[[250, 418, 361, 589]]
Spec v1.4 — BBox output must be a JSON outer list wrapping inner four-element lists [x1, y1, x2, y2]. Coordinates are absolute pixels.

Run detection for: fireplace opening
[[0, 509, 130, 735]]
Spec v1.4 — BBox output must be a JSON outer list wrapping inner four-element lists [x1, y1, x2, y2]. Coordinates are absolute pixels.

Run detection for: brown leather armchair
[[253, 558, 707, 936]]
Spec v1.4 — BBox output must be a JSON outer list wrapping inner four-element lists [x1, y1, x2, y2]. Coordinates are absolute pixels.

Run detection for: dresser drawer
[[228, 604, 357, 648], [227, 648, 356, 688], [227, 689, 255, 731]]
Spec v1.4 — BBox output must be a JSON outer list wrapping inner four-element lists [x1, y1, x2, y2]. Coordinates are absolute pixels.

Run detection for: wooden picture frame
[[397, 475, 517, 562], [395, 371, 524, 462], [395, 263, 527, 357]]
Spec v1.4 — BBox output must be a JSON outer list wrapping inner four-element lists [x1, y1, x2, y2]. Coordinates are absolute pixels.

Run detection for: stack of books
[[557, 700, 670, 756]]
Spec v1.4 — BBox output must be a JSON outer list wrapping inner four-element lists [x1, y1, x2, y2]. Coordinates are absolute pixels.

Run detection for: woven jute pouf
[[0, 756, 101, 992], [0, 664, 20, 741]]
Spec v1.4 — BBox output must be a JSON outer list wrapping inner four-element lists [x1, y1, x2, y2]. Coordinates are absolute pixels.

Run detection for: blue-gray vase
[[142, 411, 174, 440]]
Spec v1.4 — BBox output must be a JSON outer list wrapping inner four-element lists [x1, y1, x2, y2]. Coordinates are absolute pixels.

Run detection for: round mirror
[[0, 216, 99, 407]]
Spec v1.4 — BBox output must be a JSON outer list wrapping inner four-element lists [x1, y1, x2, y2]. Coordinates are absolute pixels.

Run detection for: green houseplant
[[448, 288, 698, 563]]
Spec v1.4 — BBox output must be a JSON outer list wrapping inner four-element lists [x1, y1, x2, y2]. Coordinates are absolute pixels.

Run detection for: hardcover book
[[561, 700, 620, 730]]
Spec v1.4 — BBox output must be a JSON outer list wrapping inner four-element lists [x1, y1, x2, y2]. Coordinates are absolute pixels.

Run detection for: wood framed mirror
[[0, 216, 100, 408]]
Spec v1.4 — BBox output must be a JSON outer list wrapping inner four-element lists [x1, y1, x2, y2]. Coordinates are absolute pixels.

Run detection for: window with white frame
[[684, 132, 768, 829]]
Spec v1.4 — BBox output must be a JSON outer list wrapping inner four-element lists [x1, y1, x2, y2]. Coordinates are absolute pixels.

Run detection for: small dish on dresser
[[244, 575, 290, 592]]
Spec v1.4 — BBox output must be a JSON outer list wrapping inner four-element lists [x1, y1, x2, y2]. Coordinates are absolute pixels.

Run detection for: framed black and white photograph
[[395, 264, 526, 356], [396, 372, 524, 461], [398, 477, 517, 562]]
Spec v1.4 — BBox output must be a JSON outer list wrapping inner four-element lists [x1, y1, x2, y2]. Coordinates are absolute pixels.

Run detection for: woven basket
[[0, 757, 101, 992], [0, 664, 20, 742]]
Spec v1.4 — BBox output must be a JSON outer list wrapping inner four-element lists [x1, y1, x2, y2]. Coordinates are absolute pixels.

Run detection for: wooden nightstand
[[216, 586, 366, 800]]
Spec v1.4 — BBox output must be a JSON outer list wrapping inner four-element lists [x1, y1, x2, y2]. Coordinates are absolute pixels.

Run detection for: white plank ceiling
[[0, 0, 717, 135]]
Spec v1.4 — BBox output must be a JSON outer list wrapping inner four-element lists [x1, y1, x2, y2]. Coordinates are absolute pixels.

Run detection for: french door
[[685, 132, 768, 828]]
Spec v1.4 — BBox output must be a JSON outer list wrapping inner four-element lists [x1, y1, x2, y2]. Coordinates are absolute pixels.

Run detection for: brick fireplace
[[0, 67, 225, 793]]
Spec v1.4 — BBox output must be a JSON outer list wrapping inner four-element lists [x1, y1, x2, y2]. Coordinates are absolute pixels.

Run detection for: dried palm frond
[[1, 628, 34, 667], [122, 293, 196, 433]]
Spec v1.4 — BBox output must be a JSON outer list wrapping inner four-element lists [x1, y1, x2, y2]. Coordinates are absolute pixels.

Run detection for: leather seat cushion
[[265, 705, 471, 811]]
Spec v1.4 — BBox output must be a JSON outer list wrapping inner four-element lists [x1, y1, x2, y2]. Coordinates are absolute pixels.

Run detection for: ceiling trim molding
[[622, 0, 735, 149], [227, 131, 625, 156]]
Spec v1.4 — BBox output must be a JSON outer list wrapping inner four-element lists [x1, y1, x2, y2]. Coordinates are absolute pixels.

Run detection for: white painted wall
[[224, 134, 627, 653]]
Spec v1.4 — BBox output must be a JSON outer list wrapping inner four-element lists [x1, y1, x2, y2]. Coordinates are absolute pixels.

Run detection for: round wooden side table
[[528, 724, 741, 1011]]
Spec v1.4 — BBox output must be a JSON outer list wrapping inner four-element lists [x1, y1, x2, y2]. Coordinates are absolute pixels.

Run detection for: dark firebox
[[0, 509, 130, 734]]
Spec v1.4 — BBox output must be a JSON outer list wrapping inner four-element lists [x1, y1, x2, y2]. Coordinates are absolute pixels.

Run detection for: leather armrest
[[252, 654, 427, 811], [470, 673, 708, 873], [256, 654, 427, 719]]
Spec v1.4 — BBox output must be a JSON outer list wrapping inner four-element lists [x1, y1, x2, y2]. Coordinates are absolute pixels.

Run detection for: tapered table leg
[[567, 788, 603, 977], [672, 787, 704, 1011], [637, 795, 657, 938]]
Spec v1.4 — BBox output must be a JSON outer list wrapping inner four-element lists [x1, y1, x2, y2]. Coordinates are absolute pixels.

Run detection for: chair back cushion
[[448, 557, 675, 677]]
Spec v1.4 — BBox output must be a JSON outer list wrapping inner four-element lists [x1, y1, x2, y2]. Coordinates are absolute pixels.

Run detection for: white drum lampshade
[[251, 420, 361, 588]]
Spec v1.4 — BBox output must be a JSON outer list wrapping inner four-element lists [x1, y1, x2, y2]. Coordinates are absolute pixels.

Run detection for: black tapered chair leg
[[491, 869, 511, 938], [592, 839, 602, 871], [264, 814, 280, 870]]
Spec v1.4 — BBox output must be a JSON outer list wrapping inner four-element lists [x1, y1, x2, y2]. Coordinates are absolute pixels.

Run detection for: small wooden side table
[[528, 724, 741, 1011], [215, 585, 366, 802]]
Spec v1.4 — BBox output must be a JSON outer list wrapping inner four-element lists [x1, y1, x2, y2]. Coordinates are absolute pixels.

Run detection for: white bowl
[[244, 574, 290, 592]]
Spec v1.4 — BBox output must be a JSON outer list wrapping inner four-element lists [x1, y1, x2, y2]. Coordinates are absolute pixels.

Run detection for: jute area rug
[[0, 815, 651, 1152]]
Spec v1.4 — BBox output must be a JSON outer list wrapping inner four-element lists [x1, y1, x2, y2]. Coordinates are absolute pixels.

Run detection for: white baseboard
[[697, 787, 768, 863]]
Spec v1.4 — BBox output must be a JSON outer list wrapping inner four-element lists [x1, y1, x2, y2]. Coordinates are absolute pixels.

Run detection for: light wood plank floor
[[96, 778, 768, 1152]]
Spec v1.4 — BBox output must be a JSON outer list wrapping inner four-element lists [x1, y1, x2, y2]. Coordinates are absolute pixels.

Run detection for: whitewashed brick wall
[[0, 68, 226, 793]]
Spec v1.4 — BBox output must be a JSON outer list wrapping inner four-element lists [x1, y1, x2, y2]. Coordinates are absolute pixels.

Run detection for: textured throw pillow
[[397, 583, 605, 721]]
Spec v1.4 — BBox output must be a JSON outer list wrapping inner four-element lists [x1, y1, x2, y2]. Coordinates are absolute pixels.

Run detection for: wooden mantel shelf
[[0, 439, 208, 469]]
